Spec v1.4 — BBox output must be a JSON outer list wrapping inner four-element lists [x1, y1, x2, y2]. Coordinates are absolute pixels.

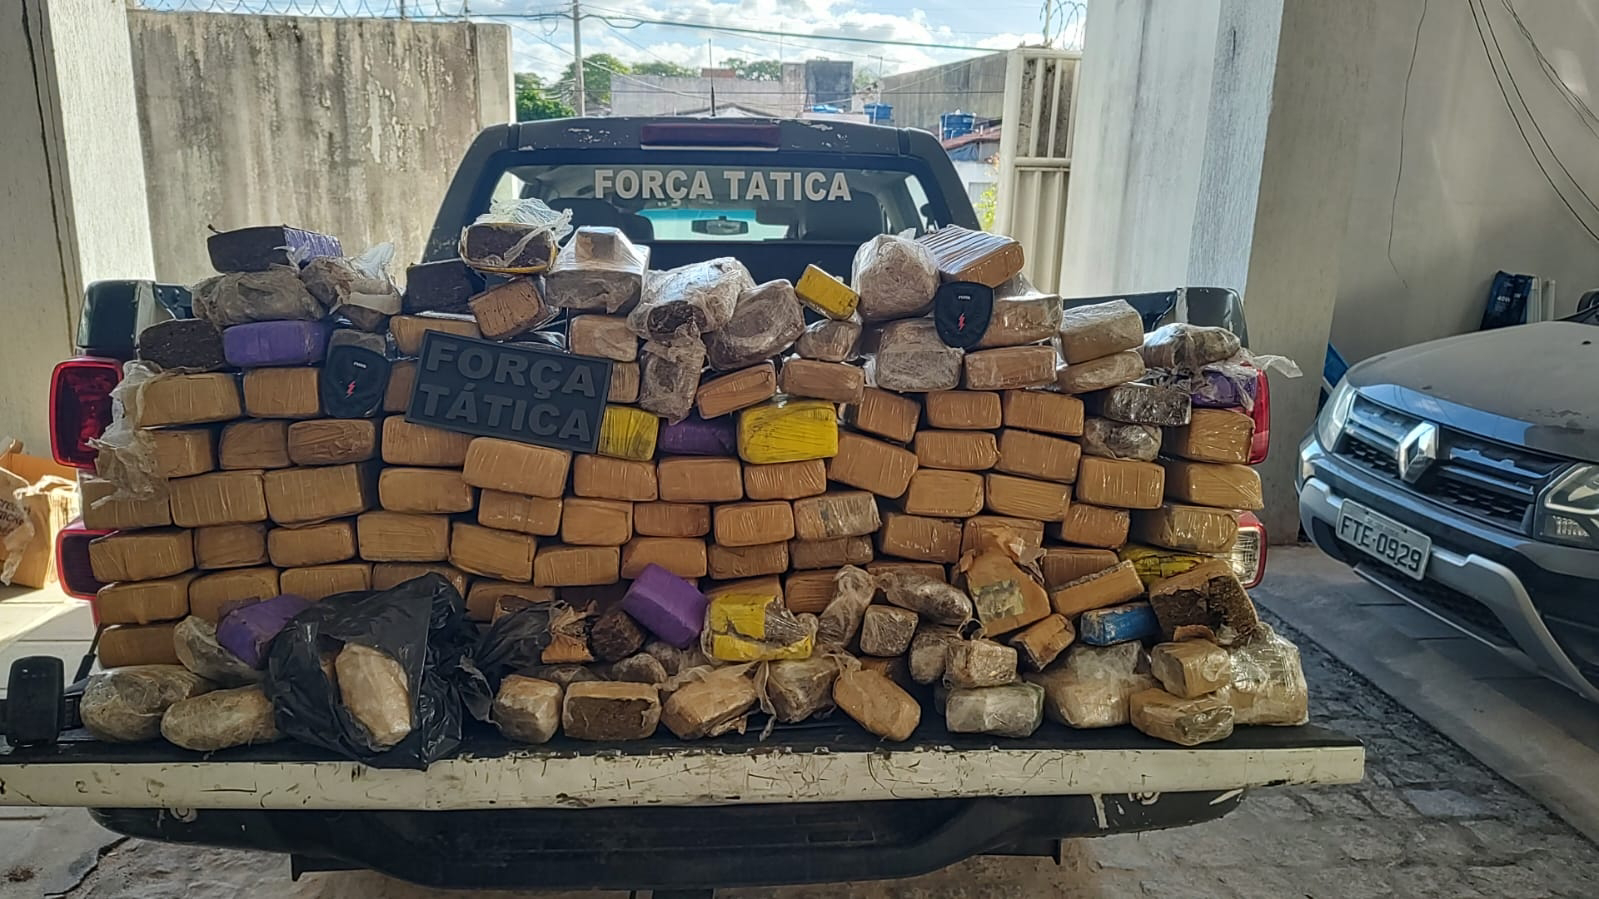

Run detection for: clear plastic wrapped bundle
[[160, 685, 281, 751], [639, 336, 707, 424], [1222, 623, 1309, 725], [944, 639, 1018, 689], [1129, 688, 1234, 746], [852, 235, 939, 322], [908, 624, 964, 685], [172, 616, 261, 687], [1026, 642, 1157, 728], [80, 665, 213, 743], [299, 244, 403, 332], [629, 257, 754, 340], [877, 570, 973, 625], [545, 226, 650, 313], [192, 268, 329, 327], [608, 652, 669, 685], [1150, 639, 1232, 699], [1081, 418, 1161, 461], [335, 642, 413, 750], [870, 319, 963, 392], [662, 668, 760, 739], [765, 655, 841, 722], [795, 319, 862, 362], [817, 565, 876, 648], [703, 592, 816, 662], [492, 675, 563, 743], [944, 682, 1045, 737], [1139, 323, 1242, 371], [704, 279, 807, 370]]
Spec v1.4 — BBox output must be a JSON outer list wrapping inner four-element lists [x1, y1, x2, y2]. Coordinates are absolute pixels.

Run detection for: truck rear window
[[495, 163, 937, 245]]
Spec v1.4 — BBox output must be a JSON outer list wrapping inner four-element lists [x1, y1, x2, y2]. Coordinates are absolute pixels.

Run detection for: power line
[[1499, 0, 1599, 142]]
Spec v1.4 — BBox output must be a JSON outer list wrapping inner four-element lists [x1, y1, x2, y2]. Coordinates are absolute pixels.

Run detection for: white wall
[[1332, 0, 1599, 363]]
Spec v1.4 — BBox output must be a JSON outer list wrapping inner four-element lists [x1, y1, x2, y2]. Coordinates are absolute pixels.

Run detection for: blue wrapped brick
[[1079, 601, 1158, 646]]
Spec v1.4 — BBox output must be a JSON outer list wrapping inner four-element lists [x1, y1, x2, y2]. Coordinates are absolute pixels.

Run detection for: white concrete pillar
[[1062, 0, 1374, 539], [0, 0, 155, 456]]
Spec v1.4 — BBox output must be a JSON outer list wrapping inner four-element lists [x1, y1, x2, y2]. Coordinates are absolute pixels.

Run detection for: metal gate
[[993, 49, 1080, 293]]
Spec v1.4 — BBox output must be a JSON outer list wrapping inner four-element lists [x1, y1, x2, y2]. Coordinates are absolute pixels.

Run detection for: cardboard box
[[1162, 459, 1264, 511], [913, 430, 1000, 471], [378, 467, 475, 514], [708, 541, 790, 579], [826, 431, 918, 498], [1055, 351, 1145, 395], [1164, 408, 1255, 464], [846, 388, 920, 444], [783, 569, 842, 614], [358, 565, 465, 597], [923, 391, 1001, 430], [96, 575, 195, 626], [170, 470, 269, 527], [609, 362, 641, 404], [534, 544, 621, 587], [264, 464, 374, 525], [219, 421, 290, 470], [960, 516, 1045, 557], [477, 490, 562, 536], [79, 475, 170, 531], [98, 623, 181, 667], [1040, 547, 1120, 589], [390, 313, 481, 356], [902, 469, 985, 518], [994, 429, 1081, 483], [743, 459, 827, 500], [572, 454, 657, 501], [569, 314, 640, 361], [450, 522, 536, 582], [789, 536, 873, 570], [1001, 390, 1084, 437], [1133, 503, 1240, 554], [1074, 457, 1165, 510], [792, 490, 881, 540], [632, 502, 710, 538], [469, 278, 556, 340], [713, 501, 795, 547], [382, 417, 473, 467], [866, 560, 947, 582], [963, 345, 1057, 390], [281, 563, 372, 600], [596, 405, 659, 462], [560, 498, 634, 546], [1056, 300, 1143, 364], [466, 581, 554, 621], [621, 537, 707, 579], [242, 367, 322, 419], [384, 359, 416, 413], [985, 473, 1071, 521], [357, 511, 450, 562], [151, 428, 216, 478], [737, 399, 839, 464], [780, 358, 865, 404], [1050, 560, 1144, 617], [194, 523, 268, 570], [134, 373, 241, 427], [287, 419, 377, 466], [1057, 501, 1131, 549], [878, 512, 962, 563], [189, 567, 281, 621], [463, 438, 573, 498], [658, 456, 743, 503], [267, 520, 357, 567], [697, 363, 777, 418]]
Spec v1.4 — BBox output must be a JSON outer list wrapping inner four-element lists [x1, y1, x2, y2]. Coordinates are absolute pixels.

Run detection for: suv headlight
[[1316, 378, 1357, 450], [1536, 464, 1599, 548]]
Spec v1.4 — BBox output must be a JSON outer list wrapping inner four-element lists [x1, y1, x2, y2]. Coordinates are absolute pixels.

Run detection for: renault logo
[[1396, 422, 1439, 483]]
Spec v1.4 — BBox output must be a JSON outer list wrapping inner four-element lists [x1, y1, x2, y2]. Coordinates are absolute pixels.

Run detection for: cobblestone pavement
[[36, 611, 1599, 899]]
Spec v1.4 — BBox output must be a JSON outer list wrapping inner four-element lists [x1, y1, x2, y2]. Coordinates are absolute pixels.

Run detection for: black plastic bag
[[458, 605, 555, 722], [263, 574, 479, 769]]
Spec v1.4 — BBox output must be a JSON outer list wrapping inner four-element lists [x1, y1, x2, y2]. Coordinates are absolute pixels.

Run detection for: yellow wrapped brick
[[597, 404, 660, 461], [794, 264, 858, 320], [1119, 544, 1213, 587], [706, 593, 815, 662], [737, 399, 839, 464]]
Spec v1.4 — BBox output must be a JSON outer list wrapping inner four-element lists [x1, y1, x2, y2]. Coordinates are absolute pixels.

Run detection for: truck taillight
[[49, 358, 121, 469], [56, 519, 111, 604], [1247, 369, 1270, 465], [1229, 512, 1267, 588]]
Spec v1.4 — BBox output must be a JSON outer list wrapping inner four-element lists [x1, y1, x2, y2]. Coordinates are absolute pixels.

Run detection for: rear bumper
[[1298, 435, 1599, 703]]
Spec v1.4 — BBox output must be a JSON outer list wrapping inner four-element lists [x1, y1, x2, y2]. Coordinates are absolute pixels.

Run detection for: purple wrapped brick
[[659, 414, 738, 456], [207, 226, 342, 273], [223, 320, 332, 368], [620, 564, 708, 649], [1190, 367, 1260, 410], [216, 594, 313, 668]]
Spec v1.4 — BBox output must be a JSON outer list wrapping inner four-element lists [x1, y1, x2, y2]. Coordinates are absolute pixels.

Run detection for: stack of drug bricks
[[79, 218, 1307, 749]]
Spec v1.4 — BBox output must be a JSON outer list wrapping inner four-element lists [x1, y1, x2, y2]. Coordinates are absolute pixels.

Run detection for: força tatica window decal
[[593, 169, 854, 202]]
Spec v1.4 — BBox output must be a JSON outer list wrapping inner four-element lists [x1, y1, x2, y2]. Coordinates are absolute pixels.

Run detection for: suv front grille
[[1360, 563, 1515, 647]]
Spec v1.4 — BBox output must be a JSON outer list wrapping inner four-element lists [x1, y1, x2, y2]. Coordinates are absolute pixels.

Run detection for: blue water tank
[[864, 103, 893, 124], [940, 111, 976, 141]]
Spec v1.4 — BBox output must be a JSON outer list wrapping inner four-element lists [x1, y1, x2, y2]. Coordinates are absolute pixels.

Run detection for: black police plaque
[[406, 331, 613, 454]]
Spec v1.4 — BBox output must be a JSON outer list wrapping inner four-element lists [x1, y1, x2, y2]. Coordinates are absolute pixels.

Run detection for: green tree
[[723, 58, 784, 81], [514, 72, 574, 121], [558, 53, 632, 109], [853, 70, 879, 92], [633, 61, 697, 78]]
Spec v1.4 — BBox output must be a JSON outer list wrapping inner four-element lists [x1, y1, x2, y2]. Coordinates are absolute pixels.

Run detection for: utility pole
[[572, 0, 587, 116]]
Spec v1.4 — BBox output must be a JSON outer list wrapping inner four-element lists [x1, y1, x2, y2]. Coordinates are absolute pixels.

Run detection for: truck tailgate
[[0, 720, 1362, 811]]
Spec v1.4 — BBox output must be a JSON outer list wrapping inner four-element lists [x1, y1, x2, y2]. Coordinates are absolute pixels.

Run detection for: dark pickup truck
[[4, 118, 1362, 895]]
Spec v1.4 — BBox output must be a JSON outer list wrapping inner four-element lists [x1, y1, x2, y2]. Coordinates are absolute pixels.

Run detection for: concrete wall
[[1331, 0, 1599, 363], [880, 52, 1009, 134], [611, 63, 811, 118], [127, 11, 512, 286], [0, 0, 155, 455]]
